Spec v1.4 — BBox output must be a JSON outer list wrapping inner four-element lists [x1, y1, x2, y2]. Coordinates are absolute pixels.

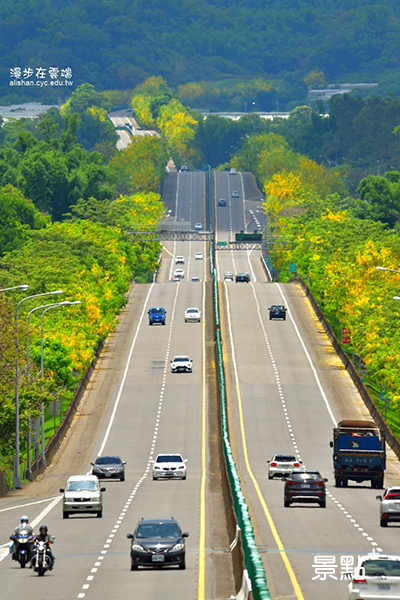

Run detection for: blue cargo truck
[[330, 420, 385, 489], [148, 307, 166, 325]]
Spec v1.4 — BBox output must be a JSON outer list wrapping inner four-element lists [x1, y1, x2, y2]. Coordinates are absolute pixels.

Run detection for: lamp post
[[0, 285, 29, 293], [39, 301, 81, 468], [376, 266, 400, 275], [14, 289, 63, 488], [26, 300, 72, 478]]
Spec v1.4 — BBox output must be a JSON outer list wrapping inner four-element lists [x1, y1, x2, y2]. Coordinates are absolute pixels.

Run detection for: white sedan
[[173, 268, 185, 278], [152, 453, 187, 480], [171, 355, 192, 373], [194, 222, 203, 230], [184, 307, 201, 323], [175, 256, 185, 264], [195, 252, 203, 260]]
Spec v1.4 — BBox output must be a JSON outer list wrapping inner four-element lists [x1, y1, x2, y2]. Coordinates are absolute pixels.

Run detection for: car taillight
[[315, 481, 325, 486], [293, 462, 300, 467], [286, 480, 295, 486], [352, 576, 367, 584], [270, 462, 277, 467], [383, 513, 388, 518]]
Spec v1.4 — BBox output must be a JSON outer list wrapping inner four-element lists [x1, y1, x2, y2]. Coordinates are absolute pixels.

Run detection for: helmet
[[20, 516, 29, 524], [39, 525, 48, 535]]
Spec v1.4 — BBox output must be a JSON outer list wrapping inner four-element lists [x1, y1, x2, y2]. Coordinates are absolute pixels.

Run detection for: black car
[[269, 304, 287, 320], [283, 469, 328, 508], [235, 273, 250, 283], [91, 455, 126, 481], [127, 518, 189, 570]]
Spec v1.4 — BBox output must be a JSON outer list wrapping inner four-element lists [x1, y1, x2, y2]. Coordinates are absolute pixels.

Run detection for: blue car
[[148, 307, 166, 325]]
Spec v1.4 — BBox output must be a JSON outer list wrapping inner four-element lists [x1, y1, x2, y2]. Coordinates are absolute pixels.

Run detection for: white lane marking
[[95, 282, 156, 458], [226, 275, 381, 553], [77, 281, 185, 597], [169, 173, 180, 279], [275, 283, 337, 427], [255, 281, 380, 551], [0, 495, 60, 513]]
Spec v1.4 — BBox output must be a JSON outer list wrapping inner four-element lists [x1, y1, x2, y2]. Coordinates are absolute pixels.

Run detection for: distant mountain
[[2, 0, 400, 105]]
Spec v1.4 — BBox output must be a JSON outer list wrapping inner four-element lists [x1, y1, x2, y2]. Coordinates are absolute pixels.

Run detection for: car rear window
[[362, 559, 400, 576], [151, 308, 164, 314], [291, 473, 321, 482], [275, 455, 296, 462]]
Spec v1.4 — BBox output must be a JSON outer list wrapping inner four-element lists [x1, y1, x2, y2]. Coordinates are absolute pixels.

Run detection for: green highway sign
[[235, 232, 262, 242], [217, 241, 227, 246]]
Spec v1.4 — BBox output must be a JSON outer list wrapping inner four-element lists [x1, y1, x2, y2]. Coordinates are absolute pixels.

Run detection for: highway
[[1, 168, 400, 600], [0, 171, 232, 600], [214, 170, 400, 599]]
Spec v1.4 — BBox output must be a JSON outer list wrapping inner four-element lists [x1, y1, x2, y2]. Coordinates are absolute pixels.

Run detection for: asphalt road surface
[[1, 170, 399, 600]]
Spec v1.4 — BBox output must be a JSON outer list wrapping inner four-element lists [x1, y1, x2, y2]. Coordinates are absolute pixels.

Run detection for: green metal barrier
[[212, 267, 271, 599]]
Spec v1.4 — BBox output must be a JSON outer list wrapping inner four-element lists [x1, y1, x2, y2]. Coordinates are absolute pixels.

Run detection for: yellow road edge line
[[235, 379, 305, 600], [197, 214, 207, 600]]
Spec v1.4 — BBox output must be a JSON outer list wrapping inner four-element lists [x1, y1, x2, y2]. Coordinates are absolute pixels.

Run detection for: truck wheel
[[284, 499, 290, 507], [335, 478, 341, 487], [319, 500, 326, 508], [380, 516, 388, 527], [149, 322, 153, 326], [342, 479, 348, 487]]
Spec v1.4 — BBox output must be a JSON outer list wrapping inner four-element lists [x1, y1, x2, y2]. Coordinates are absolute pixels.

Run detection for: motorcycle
[[31, 538, 54, 576], [10, 527, 34, 568]]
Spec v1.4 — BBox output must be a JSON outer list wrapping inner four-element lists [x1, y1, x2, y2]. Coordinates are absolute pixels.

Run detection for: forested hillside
[[2, 0, 400, 107]]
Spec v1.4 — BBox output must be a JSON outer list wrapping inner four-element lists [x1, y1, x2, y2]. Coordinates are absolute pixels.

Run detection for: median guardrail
[[212, 269, 271, 599], [205, 165, 269, 598]]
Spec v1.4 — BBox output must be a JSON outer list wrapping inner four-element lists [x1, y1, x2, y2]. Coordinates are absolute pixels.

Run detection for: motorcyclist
[[10, 515, 34, 562], [33, 525, 54, 570]]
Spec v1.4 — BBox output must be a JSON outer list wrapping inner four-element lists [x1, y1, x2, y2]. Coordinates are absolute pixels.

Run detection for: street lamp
[[39, 300, 81, 468], [376, 266, 400, 274], [0, 285, 29, 293], [25, 300, 73, 478], [14, 289, 63, 488]]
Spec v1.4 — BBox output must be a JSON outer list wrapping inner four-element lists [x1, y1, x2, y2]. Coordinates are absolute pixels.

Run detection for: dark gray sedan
[[91, 455, 126, 481]]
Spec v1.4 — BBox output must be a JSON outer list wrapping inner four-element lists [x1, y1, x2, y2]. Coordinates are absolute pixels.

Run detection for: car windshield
[[174, 357, 189, 362], [156, 455, 183, 463], [95, 456, 121, 465], [275, 455, 296, 462], [291, 472, 321, 482], [187, 309, 198, 313], [66, 480, 98, 491], [362, 559, 400, 576], [150, 308, 164, 314], [272, 305, 285, 310], [136, 523, 180, 538]]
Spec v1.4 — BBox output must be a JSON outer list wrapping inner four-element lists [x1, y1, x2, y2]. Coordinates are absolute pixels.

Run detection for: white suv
[[60, 475, 105, 519], [348, 553, 400, 599]]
